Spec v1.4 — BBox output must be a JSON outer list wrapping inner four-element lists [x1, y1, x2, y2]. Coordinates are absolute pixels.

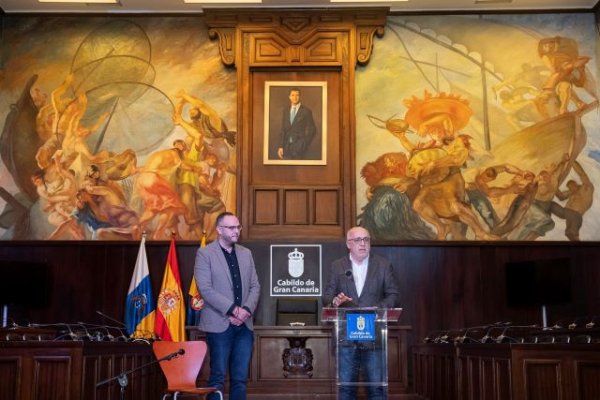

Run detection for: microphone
[[96, 310, 126, 327], [345, 269, 353, 280], [164, 348, 186, 360]]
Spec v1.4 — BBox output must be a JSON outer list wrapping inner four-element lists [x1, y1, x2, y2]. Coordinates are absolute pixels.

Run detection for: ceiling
[[0, 0, 598, 14]]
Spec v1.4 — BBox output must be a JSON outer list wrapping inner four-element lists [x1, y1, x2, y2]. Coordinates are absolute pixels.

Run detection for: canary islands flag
[[186, 232, 206, 326], [155, 237, 186, 341], [125, 235, 156, 338]]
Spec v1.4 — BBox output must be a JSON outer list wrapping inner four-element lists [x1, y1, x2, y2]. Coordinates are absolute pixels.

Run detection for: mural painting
[[356, 14, 600, 241], [0, 17, 237, 241]]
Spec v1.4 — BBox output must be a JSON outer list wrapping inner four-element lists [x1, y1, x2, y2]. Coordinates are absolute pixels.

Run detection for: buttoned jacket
[[323, 253, 398, 309]]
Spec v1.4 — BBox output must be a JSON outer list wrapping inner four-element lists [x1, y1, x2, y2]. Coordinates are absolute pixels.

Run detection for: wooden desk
[[0, 340, 162, 400], [413, 343, 600, 400], [189, 325, 411, 397], [0, 325, 411, 400]]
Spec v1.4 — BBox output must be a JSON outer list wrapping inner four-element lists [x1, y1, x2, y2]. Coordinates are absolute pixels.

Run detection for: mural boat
[[0, 75, 43, 204], [469, 100, 598, 183]]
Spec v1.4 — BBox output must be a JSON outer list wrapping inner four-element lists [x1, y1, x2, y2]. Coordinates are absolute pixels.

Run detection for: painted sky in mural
[[0, 17, 237, 241], [356, 13, 600, 241]]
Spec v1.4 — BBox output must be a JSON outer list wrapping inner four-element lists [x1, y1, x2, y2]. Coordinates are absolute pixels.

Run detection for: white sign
[[270, 244, 322, 297]]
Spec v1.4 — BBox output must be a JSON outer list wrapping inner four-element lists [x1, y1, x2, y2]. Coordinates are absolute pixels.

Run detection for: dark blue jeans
[[206, 324, 254, 400], [338, 343, 386, 400]]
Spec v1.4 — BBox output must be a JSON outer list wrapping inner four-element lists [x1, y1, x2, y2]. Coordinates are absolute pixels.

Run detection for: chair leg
[[202, 391, 223, 400]]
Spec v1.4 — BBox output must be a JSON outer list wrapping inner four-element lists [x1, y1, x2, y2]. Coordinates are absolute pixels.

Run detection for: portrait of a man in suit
[[278, 87, 317, 160], [264, 82, 326, 165]]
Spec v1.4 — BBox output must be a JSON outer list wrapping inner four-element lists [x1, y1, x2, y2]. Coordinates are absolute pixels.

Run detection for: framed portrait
[[263, 81, 327, 165]]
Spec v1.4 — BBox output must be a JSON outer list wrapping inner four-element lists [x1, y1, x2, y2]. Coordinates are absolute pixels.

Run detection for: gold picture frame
[[263, 81, 327, 165]]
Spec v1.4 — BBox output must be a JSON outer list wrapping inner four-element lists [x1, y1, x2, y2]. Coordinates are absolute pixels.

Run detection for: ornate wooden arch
[[206, 9, 387, 239]]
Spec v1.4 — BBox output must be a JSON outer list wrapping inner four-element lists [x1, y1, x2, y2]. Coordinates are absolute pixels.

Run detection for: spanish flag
[[155, 237, 186, 341], [186, 232, 206, 326]]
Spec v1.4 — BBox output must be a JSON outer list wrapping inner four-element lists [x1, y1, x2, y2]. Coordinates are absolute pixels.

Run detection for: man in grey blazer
[[194, 212, 261, 400], [277, 87, 317, 160], [323, 226, 399, 400]]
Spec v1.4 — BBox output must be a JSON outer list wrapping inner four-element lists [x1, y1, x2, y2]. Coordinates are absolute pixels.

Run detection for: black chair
[[276, 298, 319, 326]]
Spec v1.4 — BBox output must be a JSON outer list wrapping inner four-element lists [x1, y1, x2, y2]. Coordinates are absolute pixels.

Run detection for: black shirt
[[221, 245, 243, 316]]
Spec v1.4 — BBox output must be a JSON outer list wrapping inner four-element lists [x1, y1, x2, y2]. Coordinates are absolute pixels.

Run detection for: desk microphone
[[345, 269, 353, 280], [96, 310, 126, 327], [164, 348, 186, 360]]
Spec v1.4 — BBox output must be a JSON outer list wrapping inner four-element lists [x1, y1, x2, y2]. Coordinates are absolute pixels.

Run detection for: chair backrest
[[276, 298, 319, 326], [152, 340, 208, 390]]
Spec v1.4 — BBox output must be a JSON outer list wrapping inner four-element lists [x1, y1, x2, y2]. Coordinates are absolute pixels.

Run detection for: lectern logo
[[357, 315, 365, 330], [288, 248, 305, 278]]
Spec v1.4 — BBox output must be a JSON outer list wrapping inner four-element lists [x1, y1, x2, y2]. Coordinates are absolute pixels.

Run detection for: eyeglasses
[[218, 225, 243, 231], [347, 237, 370, 244]]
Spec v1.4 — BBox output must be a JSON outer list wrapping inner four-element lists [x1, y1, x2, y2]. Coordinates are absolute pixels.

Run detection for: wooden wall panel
[[2, 241, 600, 398], [495, 359, 512, 400], [3, 242, 600, 353], [414, 344, 600, 400], [577, 361, 600, 400], [284, 190, 309, 224], [0, 357, 20, 399], [207, 10, 388, 240], [523, 361, 561, 400], [314, 189, 339, 225], [0, 342, 162, 400], [412, 344, 456, 400], [33, 357, 73, 400], [254, 189, 279, 224], [247, 70, 344, 239]]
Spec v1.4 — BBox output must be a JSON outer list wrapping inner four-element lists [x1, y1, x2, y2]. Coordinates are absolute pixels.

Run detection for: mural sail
[[0, 17, 237, 240], [356, 14, 599, 241]]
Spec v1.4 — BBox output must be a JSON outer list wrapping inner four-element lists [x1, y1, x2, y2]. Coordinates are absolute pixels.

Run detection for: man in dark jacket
[[277, 87, 317, 160], [323, 226, 399, 400]]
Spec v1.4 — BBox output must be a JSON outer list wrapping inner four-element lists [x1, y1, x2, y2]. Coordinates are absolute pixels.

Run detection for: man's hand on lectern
[[333, 292, 353, 307]]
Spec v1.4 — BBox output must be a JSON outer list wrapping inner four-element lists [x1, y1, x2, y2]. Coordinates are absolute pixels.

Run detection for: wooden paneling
[[511, 345, 600, 400], [189, 325, 410, 396], [33, 356, 74, 399], [284, 189, 309, 224], [205, 9, 386, 240], [577, 361, 600, 400], [414, 343, 600, 400], [412, 344, 456, 400], [2, 241, 600, 360], [2, 241, 600, 398], [523, 361, 561, 400], [314, 189, 339, 225], [0, 357, 21, 400], [0, 341, 162, 400], [254, 189, 279, 224], [457, 345, 512, 400]]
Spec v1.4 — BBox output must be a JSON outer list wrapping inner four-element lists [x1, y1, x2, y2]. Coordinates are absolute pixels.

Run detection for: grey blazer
[[322, 253, 398, 309], [194, 240, 261, 333]]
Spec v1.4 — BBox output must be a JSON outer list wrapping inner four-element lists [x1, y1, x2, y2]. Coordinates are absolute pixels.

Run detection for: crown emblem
[[288, 248, 305, 278]]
